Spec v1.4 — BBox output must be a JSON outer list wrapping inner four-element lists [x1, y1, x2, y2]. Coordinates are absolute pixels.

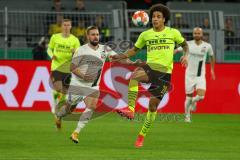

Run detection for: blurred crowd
[[46, 0, 112, 43], [32, 0, 112, 60], [30, 0, 238, 60]]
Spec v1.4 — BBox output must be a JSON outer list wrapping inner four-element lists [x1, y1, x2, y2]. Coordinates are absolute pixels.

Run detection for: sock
[[53, 90, 60, 104], [184, 96, 192, 118], [74, 108, 93, 133], [52, 90, 61, 114], [58, 93, 66, 107], [139, 110, 157, 137], [128, 79, 138, 112], [192, 95, 204, 103]]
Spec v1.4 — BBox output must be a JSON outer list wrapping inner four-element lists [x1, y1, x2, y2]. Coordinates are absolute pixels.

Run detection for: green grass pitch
[[0, 111, 240, 160]]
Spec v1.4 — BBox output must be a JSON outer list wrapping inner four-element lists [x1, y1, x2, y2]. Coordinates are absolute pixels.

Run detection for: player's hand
[[211, 69, 216, 80], [180, 55, 188, 67], [74, 71, 95, 82], [133, 59, 145, 67], [110, 54, 128, 62]]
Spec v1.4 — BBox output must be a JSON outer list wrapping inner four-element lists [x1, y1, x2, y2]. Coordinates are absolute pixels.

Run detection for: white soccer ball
[[132, 10, 149, 27]]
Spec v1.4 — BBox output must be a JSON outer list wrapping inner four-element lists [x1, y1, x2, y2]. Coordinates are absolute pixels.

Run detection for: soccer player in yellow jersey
[[47, 19, 80, 128], [112, 4, 189, 148]]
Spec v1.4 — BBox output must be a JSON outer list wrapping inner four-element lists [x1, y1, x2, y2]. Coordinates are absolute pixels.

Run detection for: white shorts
[[185, 74, 206, 94], [67, 79, 99, 106]]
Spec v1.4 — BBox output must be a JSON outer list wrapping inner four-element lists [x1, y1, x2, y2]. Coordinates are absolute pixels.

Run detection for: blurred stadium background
[[0, 0, 240, 160], [0, 0, 240, 62]]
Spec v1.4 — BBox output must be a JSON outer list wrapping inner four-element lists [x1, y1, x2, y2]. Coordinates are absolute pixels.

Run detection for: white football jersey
[[186, 40, 214, 77], [71, 44, 116, 86]]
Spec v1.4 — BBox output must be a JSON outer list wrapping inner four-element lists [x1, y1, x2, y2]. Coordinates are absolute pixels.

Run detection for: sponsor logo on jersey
[[147, 45, 170, 52], [146, 39, 168, 45]]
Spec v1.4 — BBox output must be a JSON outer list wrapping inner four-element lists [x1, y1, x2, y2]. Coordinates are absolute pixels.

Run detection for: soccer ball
[[132, 10, 149, 27]]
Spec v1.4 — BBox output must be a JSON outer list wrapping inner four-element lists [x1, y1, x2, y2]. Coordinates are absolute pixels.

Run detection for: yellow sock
[[53, 90, 60, 104], [128, 79, 138, 112], [52, 91, 66, 108], [139, 110, 157, 137], [58, 93, 66, 107]]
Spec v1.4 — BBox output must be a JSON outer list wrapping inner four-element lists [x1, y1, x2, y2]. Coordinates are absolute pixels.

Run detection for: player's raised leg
[[190, 77, 206, 112], [191, 89, 205, 111], [116, 67, 148, 120], [128, 79, 138, 112]]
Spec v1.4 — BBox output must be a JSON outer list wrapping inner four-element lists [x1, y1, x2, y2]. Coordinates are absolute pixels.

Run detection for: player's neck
[[194, 40, 202, 45], [62, 32, 70, 38], [88, 43, 99, 50], [153, 25, 165, 32]]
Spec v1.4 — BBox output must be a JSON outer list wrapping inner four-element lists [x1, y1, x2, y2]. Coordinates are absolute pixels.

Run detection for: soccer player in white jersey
[[177, 27, 215, 122], [55, 26, 116, 143]]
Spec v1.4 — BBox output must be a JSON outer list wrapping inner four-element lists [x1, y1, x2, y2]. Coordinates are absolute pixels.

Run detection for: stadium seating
[[0, 0, 239, 62]]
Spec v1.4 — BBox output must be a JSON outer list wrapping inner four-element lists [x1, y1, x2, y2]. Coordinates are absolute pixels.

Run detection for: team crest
[[101, 51, 107, 59]]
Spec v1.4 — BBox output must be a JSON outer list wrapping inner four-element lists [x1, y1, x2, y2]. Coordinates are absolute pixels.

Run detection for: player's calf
[[191, 95, 204, 111], [55, 102, 75, 118]]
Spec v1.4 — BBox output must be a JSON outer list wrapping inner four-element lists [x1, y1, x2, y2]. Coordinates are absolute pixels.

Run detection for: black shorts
[[142, 64, 171, 100], [50, 70, 71, 88]]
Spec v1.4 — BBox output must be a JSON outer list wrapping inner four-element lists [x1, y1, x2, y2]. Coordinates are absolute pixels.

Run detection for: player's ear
[[163, 17, 165, 23]]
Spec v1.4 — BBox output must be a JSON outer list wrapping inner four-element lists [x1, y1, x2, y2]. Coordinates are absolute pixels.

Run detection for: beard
[[90, 40, 99, 46]]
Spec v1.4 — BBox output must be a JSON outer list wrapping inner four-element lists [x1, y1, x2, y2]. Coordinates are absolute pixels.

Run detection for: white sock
[[192, 95, 204, 103], [74, 108, 93, 133], [185, 96, 192, 118]]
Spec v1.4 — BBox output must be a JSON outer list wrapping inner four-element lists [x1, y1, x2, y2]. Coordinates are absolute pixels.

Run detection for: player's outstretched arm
[[117, 58, 145, 67], [111, 46, 139, 62]]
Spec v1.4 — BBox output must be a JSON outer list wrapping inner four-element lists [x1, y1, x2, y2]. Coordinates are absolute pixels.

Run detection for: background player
[[112, 4, 189, 148], [47, 19, 80, 121], [176, 27, 215, 122]]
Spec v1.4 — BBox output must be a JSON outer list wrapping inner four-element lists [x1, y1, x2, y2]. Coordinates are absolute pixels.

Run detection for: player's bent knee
[[53, 83, 63, 92], [149, 98, 160, 112], [149, 107, 157, 112], [149, 105, 157, 112], [54, 86, 62, 92], [131, 71, 149, 82], [130, 71, 139, 80]]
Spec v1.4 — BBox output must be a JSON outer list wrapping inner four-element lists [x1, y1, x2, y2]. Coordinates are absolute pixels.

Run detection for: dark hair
[[86, 26, 98, 35], [149, 4, 170, 25]]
